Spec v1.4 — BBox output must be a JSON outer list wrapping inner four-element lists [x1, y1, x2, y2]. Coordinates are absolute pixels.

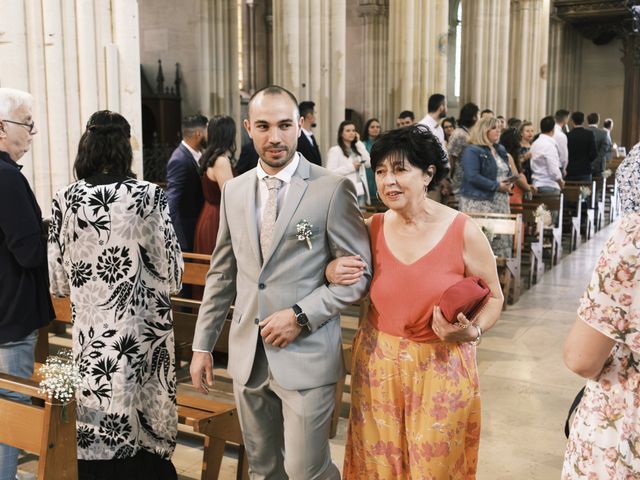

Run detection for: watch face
[[296, 313, 309, 327]]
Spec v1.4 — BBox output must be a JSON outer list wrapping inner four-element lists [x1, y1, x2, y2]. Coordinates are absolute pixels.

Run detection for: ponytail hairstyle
[[74, 110, 134, 180]]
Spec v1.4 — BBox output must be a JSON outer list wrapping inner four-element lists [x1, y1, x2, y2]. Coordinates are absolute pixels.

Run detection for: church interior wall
[[576, 37, 624, 147], [345, 0, 366, 131]]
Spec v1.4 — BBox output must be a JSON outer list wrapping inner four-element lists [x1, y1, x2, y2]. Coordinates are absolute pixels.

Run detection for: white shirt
[[255, 153, 300, 231], [181, 140, 202, 165], [552, 124, 568, 173], [418, 114, 445, 147], [531, 134, 563, 190]]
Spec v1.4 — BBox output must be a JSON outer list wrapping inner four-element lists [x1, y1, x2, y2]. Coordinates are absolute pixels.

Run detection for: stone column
[[272, 0, 346, 160], [621, 33, 640, 149], [0, 0, 142, 212], [546, 16, 581, 114], [507, 0, 550, 122], [358, 1, 389, 124], [388, 0, 448, 125], [460, 0, 510, 115], [200, 0, 239, 122]]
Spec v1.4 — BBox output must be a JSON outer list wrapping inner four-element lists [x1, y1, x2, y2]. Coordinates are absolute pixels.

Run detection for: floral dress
[[562, 212, 640, 479], [48, 174, 183, 461]]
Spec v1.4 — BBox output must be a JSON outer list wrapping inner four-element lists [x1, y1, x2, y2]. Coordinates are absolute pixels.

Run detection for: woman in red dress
[[193, 115, 235, 255]]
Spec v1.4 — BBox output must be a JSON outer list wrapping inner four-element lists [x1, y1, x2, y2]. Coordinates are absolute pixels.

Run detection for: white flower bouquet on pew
[[534, 204, 553, 234], [38, 349, 81, 412]]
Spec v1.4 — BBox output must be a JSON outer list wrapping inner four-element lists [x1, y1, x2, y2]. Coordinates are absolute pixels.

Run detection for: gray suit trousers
[[233, 340, 341, 480]]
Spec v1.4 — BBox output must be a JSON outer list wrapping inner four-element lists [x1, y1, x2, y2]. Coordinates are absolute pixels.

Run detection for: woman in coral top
[[327, 125, 504, 479]]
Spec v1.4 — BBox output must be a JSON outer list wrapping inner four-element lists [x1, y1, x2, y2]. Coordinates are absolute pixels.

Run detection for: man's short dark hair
[[540, 116, 555, 134], [427, 94, 446, 113], [507, 117, 522, 129], [604, 118, 613, 129], [587, 112, 599, 125], [371, 124, 448, 191], [299, 101, 315, 118], [555, 109, 570, 121], [181, 114, 208, 136], [458, 103, 479, 129], [398, 110, 415, 120], [571, 111, 585, 125], [481, 108, 494, 116], [248, 85, 300, 117]]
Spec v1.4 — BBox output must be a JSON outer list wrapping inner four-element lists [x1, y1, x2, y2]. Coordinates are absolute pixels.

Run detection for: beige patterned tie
[[260, 176, 283, 259]]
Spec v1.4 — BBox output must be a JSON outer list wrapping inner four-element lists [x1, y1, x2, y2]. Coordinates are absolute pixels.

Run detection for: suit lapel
[[261, 159, 310, 268], [243, 174, 262, 265]]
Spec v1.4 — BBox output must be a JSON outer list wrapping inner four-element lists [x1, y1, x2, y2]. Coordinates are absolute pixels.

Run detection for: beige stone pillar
[[358, 1, 390, 125], [200, 0, 240, 122], [388, 0, 448, 125], [546, 16, 581, 114], [272, 0, 346, 160], [507, 0, 550, 122], [461, 0, 510, 115], [0, 0, 142, 213]]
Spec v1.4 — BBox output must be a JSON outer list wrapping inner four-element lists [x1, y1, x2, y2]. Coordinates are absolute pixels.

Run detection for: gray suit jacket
[[192, 156, 372, 390], [587, 126, 611, 176]]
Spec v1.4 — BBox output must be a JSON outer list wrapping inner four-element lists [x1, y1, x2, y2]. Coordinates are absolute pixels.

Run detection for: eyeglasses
[[2, 119, 36, 134]]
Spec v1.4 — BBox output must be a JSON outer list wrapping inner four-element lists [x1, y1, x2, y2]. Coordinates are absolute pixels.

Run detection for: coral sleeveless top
[[368, 212, 468, 342]]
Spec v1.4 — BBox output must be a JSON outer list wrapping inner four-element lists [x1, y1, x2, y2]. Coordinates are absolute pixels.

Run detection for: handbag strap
[[564, 386, 586, 438]]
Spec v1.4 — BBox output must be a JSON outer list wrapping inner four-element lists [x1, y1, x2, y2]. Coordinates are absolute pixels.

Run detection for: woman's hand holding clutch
[[431, 305, 480, 343]]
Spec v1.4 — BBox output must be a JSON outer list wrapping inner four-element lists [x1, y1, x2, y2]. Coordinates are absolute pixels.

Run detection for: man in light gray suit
[[189, 85, 371, 479]]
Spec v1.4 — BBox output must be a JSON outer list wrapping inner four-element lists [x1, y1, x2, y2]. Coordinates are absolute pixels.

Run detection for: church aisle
[[169, 221, 616, 479]]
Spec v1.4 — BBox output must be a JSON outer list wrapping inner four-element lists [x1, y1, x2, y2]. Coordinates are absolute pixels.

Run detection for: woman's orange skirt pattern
[[343, 322, 481, 479]]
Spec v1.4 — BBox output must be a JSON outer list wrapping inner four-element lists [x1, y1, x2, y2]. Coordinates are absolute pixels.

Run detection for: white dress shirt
[[181, 140, 202, 165], [531, 134, 563, 190], [418, 114, 446, 147], [552, 124, 568, 173], [255, 153, 300, 231]]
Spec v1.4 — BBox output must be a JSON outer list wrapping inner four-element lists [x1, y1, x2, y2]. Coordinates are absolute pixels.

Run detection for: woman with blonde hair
[[459, 116, 516, 257]]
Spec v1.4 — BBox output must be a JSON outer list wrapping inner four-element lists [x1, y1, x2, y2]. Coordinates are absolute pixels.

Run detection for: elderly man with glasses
[[0, 87, 54, 479]]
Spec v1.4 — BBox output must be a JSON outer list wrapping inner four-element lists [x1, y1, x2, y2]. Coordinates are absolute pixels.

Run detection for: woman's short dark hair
[[74, 110, 134, 180], [458, 103, 479, 129], [199, 115, 236, 174], [362, 118, 381, 142], [371, 124, 448, 191]]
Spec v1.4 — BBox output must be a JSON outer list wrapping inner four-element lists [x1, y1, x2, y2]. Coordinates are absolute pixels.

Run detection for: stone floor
[[18, 220, 614, 479]]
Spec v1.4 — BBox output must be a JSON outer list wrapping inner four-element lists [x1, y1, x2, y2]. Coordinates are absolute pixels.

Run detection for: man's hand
[[259, 309, 302, 348], [190, 351, 215, 394]]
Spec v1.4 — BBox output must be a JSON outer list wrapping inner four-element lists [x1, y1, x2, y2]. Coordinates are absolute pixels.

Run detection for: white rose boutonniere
[[296, 219, 314, 250]]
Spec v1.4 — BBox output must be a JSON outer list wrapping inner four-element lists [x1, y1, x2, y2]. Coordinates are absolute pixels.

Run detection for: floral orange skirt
[[343, 322, 481, 479]]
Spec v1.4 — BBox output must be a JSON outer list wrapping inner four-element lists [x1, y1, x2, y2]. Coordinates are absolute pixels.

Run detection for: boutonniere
[[296, 219, 314, 250]]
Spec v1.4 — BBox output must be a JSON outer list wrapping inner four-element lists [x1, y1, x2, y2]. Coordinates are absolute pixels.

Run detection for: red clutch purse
[[437, 276, 491, 323]]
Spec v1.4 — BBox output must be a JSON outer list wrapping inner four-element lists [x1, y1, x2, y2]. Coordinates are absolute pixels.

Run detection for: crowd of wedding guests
[[0, 83, 637, 480]]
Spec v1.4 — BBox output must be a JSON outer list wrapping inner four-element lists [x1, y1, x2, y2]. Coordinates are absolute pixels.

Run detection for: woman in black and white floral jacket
[[48, 110, 183, 479]]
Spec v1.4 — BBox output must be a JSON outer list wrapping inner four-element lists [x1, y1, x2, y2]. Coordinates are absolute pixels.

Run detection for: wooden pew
[[45, 295, 248, 480], [468, 213, 523, 305], [560, 186, 583, 251], [0, 373, 77, 480]]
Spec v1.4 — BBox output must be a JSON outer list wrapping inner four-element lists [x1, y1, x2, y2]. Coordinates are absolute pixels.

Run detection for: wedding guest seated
[[48, 110, 183, 480]]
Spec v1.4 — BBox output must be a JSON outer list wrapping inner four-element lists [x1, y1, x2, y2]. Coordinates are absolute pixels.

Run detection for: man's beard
[[260, 145, 295, 169], [439, 110, 447, 119], [199, 137, 208, 150], [311, 122, 317, 128]]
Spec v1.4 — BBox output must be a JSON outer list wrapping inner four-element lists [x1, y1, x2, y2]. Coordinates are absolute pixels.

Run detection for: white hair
[[0, 88, 33, 120]]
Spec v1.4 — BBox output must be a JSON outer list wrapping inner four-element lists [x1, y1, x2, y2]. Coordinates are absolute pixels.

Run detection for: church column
[[200, 0, 240, 122], [507, 0, 550, 122], [387, 0, 448, 124], [460, 0, 510, 115], [621, 34, 640, 149], [358, 1, 389, 125], [546, 16, 581, 114], [272, 0, 346, 160]]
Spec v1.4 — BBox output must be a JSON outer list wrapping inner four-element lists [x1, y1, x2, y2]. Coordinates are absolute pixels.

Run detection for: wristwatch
[[292, 304, 311, 332]]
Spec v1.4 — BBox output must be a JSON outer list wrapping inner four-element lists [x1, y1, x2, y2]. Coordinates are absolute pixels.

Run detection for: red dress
[[193, 174, 222, 255]]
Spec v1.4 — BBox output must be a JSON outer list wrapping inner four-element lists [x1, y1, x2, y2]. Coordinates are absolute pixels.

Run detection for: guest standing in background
[[362, 118, 381, 203], [193, 115, 235, 255], [499, 127, 535, 206], [530, 116, 565, 194], [326, 121, 371, 206], [0, 87, 54, 480], [441, 116, 456, 147], [166, 114, 208, 252], [48, 111, 183, 479], [448, 102, 479, 196], [566, 111, 597, 182], [459, 116, 515, 257], [562, 143, 640, 478], [327, 125, 503, 478], [296, 101, 322, 166], [554, 109, 571, 175]]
